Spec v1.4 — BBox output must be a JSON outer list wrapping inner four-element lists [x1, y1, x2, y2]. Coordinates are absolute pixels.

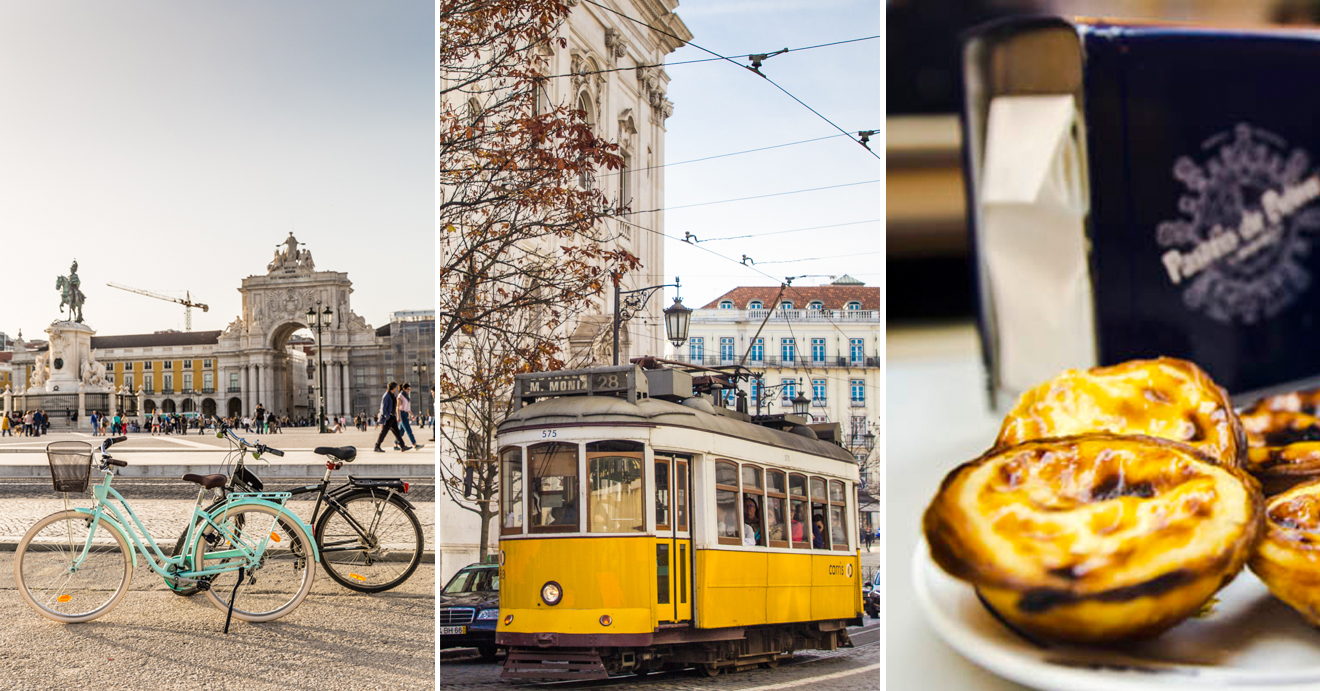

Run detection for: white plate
[[913, 539, 1320, 691]]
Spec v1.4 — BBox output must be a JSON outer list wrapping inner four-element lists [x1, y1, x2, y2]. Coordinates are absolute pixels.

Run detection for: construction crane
[[107, 283, 209, 331]]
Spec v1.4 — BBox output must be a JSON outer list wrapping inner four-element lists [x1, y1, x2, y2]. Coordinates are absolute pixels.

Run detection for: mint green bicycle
[[14, 436, 319, 626]]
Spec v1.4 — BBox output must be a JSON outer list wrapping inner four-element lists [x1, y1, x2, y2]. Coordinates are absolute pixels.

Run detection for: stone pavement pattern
[[0, 553, 435, 691], [0, 496, 435, 552]]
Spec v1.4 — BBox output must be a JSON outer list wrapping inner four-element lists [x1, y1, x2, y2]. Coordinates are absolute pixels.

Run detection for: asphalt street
[[439, 620, 880, 691], [0, 553, 436, 691]]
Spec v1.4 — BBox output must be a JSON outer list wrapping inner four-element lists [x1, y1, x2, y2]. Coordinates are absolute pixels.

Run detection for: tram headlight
[[599, 615, 612, 627], [541, 581, 563, 606], [477, 609, 500, 620]]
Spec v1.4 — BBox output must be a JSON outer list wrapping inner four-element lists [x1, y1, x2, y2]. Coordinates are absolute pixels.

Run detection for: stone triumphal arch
[[215, 233, 380, 418]]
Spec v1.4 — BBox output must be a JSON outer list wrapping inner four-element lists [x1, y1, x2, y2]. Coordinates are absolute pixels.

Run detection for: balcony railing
[[693, 308, 880, 323], [850, 398, 866, 408], [202, 388, 216, 394], [227, 387, 241, 393], [670, 354, 879, 369]]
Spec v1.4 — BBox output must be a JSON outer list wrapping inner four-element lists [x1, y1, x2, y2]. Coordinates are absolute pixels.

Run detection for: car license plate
[[440, 626, 466, 635]]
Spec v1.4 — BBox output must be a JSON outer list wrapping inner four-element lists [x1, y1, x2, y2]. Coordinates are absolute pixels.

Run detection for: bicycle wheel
[[314, 490, 423, 593], [191, 504, 314, 623], [14, 510, 133, 623]]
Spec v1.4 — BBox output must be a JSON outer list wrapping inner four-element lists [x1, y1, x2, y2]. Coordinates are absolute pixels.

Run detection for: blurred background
[[887, 0, 1320, 324]]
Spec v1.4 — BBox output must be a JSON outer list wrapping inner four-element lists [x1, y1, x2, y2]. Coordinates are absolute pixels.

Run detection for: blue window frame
[[811, 338, 826, 362], [850, 338, 864, 364], [851, 379, 865, 402], [751, 378, 762, 404], [689, 337, 704, 362], [781, 338, 795, 363], [720, 337, 735, 361], [813, 379, 826, 405], [781, 379, 797, 404], [750, 338, 764, 362]]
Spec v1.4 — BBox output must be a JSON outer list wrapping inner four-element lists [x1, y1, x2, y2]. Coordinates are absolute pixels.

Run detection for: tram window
[[655, 457, 671, 531], [716, 461, 741, 545], [741, 465, 765, 547], [766, 470, 788, 548], [830, 480, 848, 551], [810, 477, 829, 550], [501, 447, 523, 535], [676, 460, 689, 532], [587, 440, 645, 533], [789, 473, 809, 549], [528, 442, 579, 533]]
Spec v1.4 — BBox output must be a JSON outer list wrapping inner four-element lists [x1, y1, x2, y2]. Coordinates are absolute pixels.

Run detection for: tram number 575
[[541, 430, 558, 439]]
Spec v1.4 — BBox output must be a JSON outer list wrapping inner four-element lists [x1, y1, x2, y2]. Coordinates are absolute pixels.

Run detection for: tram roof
[[499, 395, 857, 464]]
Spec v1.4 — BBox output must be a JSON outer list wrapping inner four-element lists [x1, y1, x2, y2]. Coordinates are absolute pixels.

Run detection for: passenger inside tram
[[743, 496, 764, 546], [812, 516, 826, 549], [791, 504, 806, 543]]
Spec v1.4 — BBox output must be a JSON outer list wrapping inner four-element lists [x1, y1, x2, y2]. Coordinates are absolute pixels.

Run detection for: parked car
[[865, 571, 880, 618], [440, 562, 501, 660]]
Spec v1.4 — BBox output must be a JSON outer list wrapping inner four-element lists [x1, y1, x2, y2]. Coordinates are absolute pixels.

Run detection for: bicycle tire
[[191, 503, 315, 623], [314, 490, 423, 593], [14, 510, 133, 623]]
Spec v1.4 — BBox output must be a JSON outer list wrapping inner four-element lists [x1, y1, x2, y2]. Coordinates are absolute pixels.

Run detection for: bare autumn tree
[[438, 0, 640, 405], [435, 306, 598, 562]]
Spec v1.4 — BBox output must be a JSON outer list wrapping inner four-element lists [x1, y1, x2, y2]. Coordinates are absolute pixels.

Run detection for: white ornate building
[[438, 0, 692, 581]]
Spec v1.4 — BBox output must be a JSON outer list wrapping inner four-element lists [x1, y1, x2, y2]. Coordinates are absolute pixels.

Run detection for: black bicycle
[[170, 425, 424, 595]]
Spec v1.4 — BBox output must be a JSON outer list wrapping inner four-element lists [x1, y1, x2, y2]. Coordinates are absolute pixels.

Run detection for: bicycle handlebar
[[217, 424, 283, 457], [259, 445, 285, 458], [106, 458, 128, 467]]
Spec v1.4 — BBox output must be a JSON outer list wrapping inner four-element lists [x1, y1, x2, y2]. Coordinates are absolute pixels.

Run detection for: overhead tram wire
[[622, 179, 879, 215], [692, 218, 880, 243], [579, 0, 878, 158], [537, 36, 879, 80]]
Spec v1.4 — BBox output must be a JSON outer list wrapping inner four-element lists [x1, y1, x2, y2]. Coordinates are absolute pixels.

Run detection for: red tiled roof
[[700, 284, 879, 310], [0, 352, 11, 363]]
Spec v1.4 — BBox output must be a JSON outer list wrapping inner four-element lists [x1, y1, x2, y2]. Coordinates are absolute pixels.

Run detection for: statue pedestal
[[43, 321, 96, 394]]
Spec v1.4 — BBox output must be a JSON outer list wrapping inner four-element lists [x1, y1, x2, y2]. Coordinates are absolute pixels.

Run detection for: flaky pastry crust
[[1239, 404, 1320, 494], [925, 434, 1263, 642], [1250, 479, 1320, 627], [996, 357, 1246, 469]]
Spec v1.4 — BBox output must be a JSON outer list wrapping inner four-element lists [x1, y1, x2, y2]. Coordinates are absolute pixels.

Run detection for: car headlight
[[541, 581, 562, 606], [476, 608, 500, 620]]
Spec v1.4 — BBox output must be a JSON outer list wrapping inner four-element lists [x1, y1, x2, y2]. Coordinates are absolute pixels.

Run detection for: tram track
[[473, 622, 881, 689]]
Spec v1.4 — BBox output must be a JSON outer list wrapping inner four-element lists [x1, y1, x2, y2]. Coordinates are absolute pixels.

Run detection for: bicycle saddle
[[314, 446, 356, 462], [182, 473, 227, 489]]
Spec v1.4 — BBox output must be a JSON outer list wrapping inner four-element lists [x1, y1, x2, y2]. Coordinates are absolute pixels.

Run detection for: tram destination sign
[[514, 365, 648, 408]]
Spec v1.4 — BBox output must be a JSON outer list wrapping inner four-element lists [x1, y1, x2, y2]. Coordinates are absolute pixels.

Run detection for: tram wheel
[[762, 657, 780, 669], [701, 663, 721, 677]]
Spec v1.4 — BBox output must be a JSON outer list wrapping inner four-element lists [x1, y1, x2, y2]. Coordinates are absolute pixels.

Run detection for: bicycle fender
[[72, 507, 138, 568], [340, 486, 417, 512], [210, 498, 320, 562]]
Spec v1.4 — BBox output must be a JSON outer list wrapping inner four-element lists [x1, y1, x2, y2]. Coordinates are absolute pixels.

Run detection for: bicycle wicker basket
[[46, 441, 94, 493]]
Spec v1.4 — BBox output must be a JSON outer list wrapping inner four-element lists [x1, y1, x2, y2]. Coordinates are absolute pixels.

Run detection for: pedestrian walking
[[393, 383, 424, 450], [374, 382, 410, 453], [0, 413, 9, 437]]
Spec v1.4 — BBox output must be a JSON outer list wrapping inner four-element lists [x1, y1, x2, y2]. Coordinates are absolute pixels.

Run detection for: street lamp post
[[612, 276, 691, 366], [306, 303, 333, 433]]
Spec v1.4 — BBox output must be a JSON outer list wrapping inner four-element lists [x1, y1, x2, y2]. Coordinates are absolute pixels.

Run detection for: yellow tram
[[495, 362, 863, 679]]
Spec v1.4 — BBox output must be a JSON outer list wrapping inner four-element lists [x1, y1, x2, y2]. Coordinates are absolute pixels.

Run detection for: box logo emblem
[[1157, 123, 1320, 323]]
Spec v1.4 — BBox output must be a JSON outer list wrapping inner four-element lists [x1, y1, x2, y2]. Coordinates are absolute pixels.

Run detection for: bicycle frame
[[72, 470, 318, 584]]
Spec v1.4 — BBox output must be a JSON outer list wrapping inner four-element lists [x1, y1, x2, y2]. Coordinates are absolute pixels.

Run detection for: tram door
[[654, 453, 693, 624]]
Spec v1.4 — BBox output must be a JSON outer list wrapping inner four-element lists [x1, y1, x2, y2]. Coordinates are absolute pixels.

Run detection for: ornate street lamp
[[612, 277, 687, 366], [792, 391, 811, 417], [306, 303, 333, 433], [863, 429, 876, 451]]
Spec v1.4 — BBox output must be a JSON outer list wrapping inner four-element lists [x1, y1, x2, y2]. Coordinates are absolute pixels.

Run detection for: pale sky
[[0, 1, 433, 342], [660, 0, 882, 308]]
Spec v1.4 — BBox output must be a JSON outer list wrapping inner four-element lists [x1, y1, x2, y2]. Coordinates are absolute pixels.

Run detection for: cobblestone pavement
[[439, 621, 880, 691], [0, 477, 436, 502], [0, 554, 435, 691], [0, 496, 436, 552]]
